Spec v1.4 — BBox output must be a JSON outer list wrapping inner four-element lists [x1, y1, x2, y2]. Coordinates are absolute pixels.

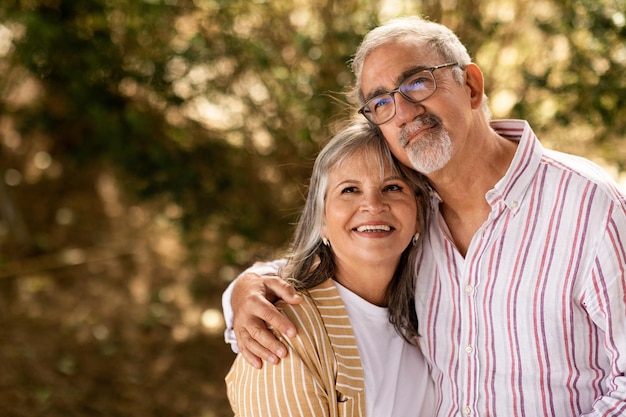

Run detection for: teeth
[[356, 225, 391, 232]]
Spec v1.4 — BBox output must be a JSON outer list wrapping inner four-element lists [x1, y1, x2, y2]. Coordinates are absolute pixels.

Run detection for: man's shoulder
[[541, 148, 626, 200]]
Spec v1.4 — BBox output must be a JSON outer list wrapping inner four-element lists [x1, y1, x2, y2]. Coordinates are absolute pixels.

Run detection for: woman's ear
[[464, 63, 485, 110], [321, 224, 330, 246]]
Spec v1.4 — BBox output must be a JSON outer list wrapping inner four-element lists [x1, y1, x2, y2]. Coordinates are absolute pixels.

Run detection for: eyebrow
[[332, 175, 406, 189], [363, 65, 431, 103]]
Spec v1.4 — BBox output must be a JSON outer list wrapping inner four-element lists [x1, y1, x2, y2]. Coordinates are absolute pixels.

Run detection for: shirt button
[[463, 406, 471, 415], [465, 345, 473, 354], [465, 285, 473, 293], [511, 200, 519, 208]]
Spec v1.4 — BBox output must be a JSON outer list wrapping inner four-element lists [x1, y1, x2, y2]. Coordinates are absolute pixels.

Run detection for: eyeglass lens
[[365, 71, 436, 124]]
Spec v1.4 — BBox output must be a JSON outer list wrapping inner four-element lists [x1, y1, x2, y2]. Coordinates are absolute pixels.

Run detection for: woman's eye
[[384, 184, 403, 192], [341, 186, 358, 194]]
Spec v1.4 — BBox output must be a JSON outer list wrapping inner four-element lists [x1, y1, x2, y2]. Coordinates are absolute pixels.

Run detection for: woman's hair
[[281, 119, 430, 344], [350, 16, 491, 119]]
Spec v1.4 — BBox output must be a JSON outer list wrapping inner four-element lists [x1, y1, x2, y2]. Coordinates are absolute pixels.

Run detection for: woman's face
[[322, 149, 418, 271]]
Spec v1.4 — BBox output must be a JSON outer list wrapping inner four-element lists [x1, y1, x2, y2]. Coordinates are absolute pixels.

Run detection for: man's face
[[360, 39, 471, 174]]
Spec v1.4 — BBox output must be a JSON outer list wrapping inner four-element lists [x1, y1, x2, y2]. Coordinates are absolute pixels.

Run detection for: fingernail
[[276, 347, 286, 358], [267, 354, 278, 365], [285, 328, 296, 338]]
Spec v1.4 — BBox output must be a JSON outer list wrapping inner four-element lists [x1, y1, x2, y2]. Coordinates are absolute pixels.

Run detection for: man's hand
[[232, 272, 302, 369]]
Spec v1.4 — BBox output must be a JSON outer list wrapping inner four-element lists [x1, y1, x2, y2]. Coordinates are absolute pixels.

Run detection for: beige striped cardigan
[[225, 278, 366, 417]]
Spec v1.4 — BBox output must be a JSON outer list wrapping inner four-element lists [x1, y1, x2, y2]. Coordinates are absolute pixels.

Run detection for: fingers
[[231, 273, 299, 368], [233, 296, 291, 364], [236, 321, 285, 369], [262, 278, 301, 338], [265, 277, 303, 307]]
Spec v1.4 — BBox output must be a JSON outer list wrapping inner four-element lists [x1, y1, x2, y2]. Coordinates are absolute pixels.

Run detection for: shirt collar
[[489, 119, 543, 211], [426, 119, 543, 212]]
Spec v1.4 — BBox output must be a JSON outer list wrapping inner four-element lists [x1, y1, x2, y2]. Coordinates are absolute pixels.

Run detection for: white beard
[[404, 126, 453, 174]]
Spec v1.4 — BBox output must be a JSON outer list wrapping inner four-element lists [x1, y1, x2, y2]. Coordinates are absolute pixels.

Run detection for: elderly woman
[[225, 121, 435, 417]]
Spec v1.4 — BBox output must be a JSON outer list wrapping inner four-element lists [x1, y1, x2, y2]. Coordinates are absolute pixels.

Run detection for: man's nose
[[393, 93, 425, 125]]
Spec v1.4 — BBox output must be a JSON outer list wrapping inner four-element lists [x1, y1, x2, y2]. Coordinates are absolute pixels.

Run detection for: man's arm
[[581, 208, 626, 416], [222, 260, 302, 369]]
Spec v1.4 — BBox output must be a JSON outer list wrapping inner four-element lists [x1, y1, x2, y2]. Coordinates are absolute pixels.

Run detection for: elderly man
[[223, 16, 626, 416]]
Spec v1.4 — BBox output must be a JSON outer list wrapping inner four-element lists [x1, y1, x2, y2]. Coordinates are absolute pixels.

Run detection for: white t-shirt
[[335, 281, 436, 417]]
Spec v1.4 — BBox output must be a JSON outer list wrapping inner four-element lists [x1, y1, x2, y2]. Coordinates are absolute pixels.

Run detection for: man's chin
[[407, 153, 448, 175], [410, 164, 439, 175], [405, 130, 452, 174]]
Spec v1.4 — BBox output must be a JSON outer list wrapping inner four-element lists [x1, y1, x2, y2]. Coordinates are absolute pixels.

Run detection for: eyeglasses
[[358, 62, 459, 125]]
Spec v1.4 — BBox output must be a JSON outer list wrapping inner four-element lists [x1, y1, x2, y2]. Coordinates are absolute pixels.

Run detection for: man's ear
[[464, 63, 485, 110]]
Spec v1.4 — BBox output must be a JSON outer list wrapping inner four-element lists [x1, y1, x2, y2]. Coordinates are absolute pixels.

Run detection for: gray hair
[[281, 119, 430, 343], [350, 16, 491, 119]]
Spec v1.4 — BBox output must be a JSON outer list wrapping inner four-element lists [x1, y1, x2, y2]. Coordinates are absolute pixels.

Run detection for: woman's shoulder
[[275, 279, 360, 363], [276, 279, 344, 326]]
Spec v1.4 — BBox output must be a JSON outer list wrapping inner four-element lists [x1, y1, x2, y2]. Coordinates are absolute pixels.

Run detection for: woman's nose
[[361, 191, 389, 213]]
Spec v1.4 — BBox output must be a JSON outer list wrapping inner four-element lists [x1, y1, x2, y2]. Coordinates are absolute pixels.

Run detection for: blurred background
[[0, 0, 624, 416]]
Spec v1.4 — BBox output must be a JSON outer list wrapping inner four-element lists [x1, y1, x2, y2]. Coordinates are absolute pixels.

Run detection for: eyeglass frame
[[357, 62, 460, 126]]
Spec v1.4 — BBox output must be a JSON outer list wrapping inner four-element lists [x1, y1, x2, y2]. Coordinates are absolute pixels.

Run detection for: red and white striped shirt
[[224, 119, 626, 416], [416, 119, 626, 417]]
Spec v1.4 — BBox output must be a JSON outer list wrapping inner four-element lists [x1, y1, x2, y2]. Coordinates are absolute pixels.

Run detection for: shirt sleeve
[[222, 259, 288, 352], [580, 202, 626, 417], [225, 347, 332, 416], [224, 301, 334, 417]]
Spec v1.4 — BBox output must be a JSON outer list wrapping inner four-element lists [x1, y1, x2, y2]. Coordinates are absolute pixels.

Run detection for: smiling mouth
[[402, 123, 435, 146], [400, 115, 441, 146], [405, 126, 432, 146], [354, 225, 393, 232]]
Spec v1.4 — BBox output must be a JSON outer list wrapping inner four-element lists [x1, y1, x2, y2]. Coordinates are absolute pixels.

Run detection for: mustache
[[399, 114, 442, 146]]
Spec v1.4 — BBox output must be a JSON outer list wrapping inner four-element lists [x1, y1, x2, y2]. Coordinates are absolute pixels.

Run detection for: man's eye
[[372, 95, 393, 110], [405, 77, 428, 91]]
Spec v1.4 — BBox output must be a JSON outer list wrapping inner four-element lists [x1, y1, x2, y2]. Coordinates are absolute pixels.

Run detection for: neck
[[333, 259, 397, 307], [426, 126, 518, 255]]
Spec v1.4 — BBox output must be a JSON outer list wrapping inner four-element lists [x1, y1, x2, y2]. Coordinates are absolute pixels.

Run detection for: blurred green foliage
[[0, 0, 372, 265], [516, 0, 626, 163], [1, 0, 624, 268]]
